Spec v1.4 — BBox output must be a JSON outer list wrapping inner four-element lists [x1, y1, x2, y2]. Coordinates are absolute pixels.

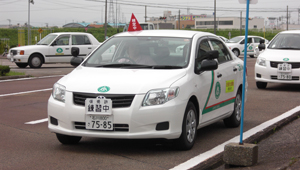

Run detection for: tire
[[176, 102, 197, 150], [56, 133, 82, 145], [28, 54, 43, 68], [249, 55, 255, 58], [232, 49, 240, 57], [223, 89, 242, 128], [15, 63, 28, 68], [256, 82, 267, 89]]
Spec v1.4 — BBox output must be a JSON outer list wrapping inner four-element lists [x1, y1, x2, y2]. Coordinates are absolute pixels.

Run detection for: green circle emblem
[[249, 46, 253, 50], [215, 82, 221, 99], [98, 86, 110, 93], [56, 48, 63, 53], [283, 58, 289, 61]]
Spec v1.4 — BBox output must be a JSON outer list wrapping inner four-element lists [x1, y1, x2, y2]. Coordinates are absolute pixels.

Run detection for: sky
[[0, 0, 299, 28]]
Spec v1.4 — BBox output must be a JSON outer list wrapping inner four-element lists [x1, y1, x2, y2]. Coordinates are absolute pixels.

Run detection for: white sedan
[[255, 30, 300, 89], [226, 35, 268, 58], [48, 30, 246, 150], [7, 32, 100, 68]]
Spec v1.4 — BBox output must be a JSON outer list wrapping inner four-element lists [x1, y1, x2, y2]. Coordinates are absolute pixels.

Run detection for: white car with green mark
[[48, 30, 247, 150], [7, 32, 100, 68], [255, 30, 300, 89], [226, 35, 268, 58]]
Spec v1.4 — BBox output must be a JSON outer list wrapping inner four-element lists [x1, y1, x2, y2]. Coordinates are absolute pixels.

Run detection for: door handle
[[88, 47, 92, 49], [217, 73, 222, 78], [65, 48, 69, 50]]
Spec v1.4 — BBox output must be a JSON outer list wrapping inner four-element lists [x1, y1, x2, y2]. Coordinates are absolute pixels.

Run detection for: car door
[[48, 34, 72, 63], [201, 38, 237, 122], [193, 37, 223, 124], [71, 35, 93, 58]]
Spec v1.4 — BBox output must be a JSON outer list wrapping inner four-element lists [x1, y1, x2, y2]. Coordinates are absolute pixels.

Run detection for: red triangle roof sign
[[127, 13, 143, 32]]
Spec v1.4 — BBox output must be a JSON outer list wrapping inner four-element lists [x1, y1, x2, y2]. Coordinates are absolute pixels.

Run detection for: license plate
[[86, 115, 113, 130], [277, 73, 292, 80], [277, 63, 291, 72], [85, 98, 112, 115]]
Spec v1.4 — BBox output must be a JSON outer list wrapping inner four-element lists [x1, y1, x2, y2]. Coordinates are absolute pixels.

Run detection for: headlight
[[142, 87, 179, 106], [52, 83, 66, 103], [256, 57, 266, 66]]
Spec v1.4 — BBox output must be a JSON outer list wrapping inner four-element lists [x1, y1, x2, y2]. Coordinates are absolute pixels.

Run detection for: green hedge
[[0, 65, 10, 76]]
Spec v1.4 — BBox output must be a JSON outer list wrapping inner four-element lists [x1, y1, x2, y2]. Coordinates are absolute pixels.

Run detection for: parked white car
[[7, 32, 100, 68], [255, 30, 300, 89], [226, 35, 268, 58], [48, 30, 247, 150]]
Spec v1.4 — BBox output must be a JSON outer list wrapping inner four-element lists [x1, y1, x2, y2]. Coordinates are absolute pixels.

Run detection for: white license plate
[[86, 115, 113, 130], [278, 73, 292, 80], [85, 98, 112, 115], [277, 63, 291, 72]]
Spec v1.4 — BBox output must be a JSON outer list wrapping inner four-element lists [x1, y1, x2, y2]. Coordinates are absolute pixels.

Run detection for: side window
[[56, 36, 69, 45], [254, 37, 261, 43], [240, 38, 252, 44], [72, 35, 91, 45], [210, 39, 232, 64], [195, 39, 211, 71]]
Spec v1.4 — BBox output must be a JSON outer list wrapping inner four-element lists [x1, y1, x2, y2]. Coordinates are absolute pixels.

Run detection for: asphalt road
[[1, 57, 300, 170]]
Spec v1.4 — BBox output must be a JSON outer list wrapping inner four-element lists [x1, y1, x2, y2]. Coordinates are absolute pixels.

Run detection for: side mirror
[[200, 59, 218, 72], [258, 44, 266, 51], [206, 50, 219, 60], [70, 47, 83, 67]]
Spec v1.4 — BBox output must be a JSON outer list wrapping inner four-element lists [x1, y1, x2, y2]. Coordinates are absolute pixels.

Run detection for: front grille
[[74, 122, 129, 132], [270, 75, 300, 80], [270, 61, 300, 69], [73, 92, 135, 108]]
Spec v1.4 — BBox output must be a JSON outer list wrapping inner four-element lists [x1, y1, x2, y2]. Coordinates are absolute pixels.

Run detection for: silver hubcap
[[235, 93, 242, 121], [31, 57, 41, 67], [186, 110, 196, 143]]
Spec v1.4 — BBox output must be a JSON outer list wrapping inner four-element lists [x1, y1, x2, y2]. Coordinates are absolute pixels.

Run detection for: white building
[[194, 17, 265, 30]]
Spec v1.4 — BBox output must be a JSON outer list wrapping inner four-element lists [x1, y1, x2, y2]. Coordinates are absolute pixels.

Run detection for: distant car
[[226, 35, 268, 58], [255, 30, 300, 89], [7, 32, 100, 68], [48, 30, 247, 150]]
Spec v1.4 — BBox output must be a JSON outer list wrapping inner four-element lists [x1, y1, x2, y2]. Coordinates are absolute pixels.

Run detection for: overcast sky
[[0, 0, 299, 27]]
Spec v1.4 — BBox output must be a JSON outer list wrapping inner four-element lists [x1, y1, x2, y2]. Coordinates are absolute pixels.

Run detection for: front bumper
[[7, 53, 29, 63], [48, 91, 187, 139]]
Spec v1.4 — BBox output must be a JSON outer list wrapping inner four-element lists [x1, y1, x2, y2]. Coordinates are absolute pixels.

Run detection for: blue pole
[[239, 0, 250, 145]]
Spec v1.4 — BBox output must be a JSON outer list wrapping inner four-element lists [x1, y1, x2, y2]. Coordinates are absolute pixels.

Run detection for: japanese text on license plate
[[85, 98, 112, 115]]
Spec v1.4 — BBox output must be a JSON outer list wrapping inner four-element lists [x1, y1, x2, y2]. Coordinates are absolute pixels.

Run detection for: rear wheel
[[15, 63, 28, 68], [176, 102, 197, 150], [223, 89, 242, 128], [56, 133, 82, 145], [28, 54, 43, 68], [256, 82, 267, 89]]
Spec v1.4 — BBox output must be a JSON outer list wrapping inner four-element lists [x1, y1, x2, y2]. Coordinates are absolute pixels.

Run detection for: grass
[[4, 71, 25, 76]]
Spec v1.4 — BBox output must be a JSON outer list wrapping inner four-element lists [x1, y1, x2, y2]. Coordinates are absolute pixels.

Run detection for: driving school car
[[255, 30, 300, 89], [48, 30, 247, 150], [7, 32, 100, 68], [226, 35, 268, 58]]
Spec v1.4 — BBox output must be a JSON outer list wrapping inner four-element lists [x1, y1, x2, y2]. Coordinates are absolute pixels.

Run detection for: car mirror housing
[[71, 47, 80, 57], [70, 47, 83, 67], [199, 59, 218, 72]]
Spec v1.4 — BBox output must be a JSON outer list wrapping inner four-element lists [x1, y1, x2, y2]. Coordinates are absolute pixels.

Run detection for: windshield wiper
[[272, 47, 300, 50], [95, 63, 152, 68], [151, 65, 183, 69]]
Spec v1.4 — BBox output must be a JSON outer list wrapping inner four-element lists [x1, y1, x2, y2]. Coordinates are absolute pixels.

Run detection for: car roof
[[114, 30, 215, 38], [278, 30, 300, 34], [50, 32, 92, 35], [235, 35, 263, 38]]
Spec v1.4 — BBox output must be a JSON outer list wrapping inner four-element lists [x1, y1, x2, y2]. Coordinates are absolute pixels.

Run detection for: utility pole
[[105, 0, 107, 39], [116, 0, 117, 28], [178, 10, 180, 30], [240, 11, 242, 35], [28, 0, 34, 45], [145, 6, 147, 22], [214, 0, 216, 34], [287, 6, 288, 30]]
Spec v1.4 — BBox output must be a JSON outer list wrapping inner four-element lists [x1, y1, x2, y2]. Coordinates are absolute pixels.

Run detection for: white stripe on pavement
[[0, 88, 52, 97], [0, 75, 64, 83], [25, 118, 48, 124], [170, 106, 300, 170]]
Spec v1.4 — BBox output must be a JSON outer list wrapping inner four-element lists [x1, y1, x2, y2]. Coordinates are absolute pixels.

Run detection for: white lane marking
[[0, 88, 52, 97], [0, 75, 64, 83], [25, 118, 48, 124], [170, 106, 300, 170]]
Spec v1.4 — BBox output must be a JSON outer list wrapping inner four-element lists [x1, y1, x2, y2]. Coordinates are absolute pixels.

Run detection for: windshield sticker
[[98, 86, 110, 93], [283, 58, 289, 61], [226, 80, 234, 93], [215, 82, 221, 99], [56, 48, 64, 55]]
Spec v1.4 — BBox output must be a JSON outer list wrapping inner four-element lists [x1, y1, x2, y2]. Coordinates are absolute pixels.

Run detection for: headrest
[[155, 47, 170, 58]]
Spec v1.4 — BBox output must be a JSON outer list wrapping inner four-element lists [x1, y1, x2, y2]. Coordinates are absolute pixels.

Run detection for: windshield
[[37, 34, 57, 45], [84, 36, 191, 69], [227, 36, 243, 43], [268, 33, 300, 50]]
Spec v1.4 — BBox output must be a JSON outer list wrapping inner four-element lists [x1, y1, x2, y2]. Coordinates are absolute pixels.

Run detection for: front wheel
[[176, 102, 197, 150], [232, 49, 240, 57], [56, 133, 82, 145], [29, 54, 43, 68], [223, 89, 242, 128]]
